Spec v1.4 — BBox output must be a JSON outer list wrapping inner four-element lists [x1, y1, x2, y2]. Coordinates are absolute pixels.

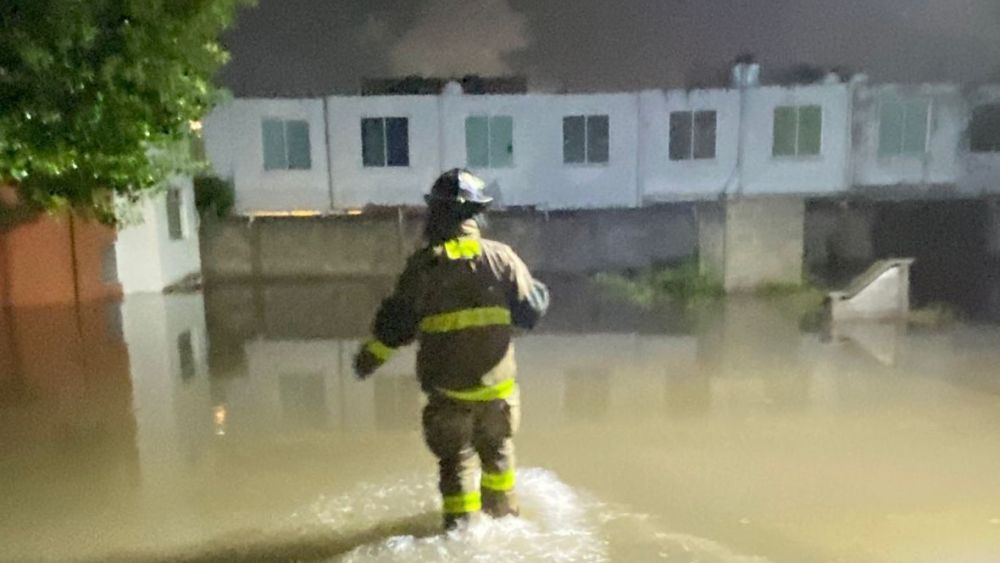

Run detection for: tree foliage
[[0, 0, 252, 224]]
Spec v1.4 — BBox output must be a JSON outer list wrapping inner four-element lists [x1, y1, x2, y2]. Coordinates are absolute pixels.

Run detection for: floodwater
[[2, 279, 1000, 563]]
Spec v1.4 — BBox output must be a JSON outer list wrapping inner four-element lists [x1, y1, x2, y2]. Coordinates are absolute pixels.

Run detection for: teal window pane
[[564, 116, 586, 163], [772, 107, 797, 157], [587, 115, 609, 163], [879, 99, 905, 157], [262, 118, 287, 170], [902, 100, 929, 154], [489, 116, 514, 168], [466, 116, 489, 168], [285, 120, 312, 169], [361, 118, 386, 167], [798, 105, 822, 156]]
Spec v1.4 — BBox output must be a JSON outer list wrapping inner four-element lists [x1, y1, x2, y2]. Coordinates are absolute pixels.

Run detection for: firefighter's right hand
[[353, 348, 380, 380]]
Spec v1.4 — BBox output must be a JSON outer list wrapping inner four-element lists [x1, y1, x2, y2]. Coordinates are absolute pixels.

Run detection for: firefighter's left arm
[[354, 252, 427, 379], [506, 249, 550, 331]]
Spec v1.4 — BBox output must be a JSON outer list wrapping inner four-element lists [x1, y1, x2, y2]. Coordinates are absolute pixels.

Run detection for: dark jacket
[[362, 221, 548, 393]]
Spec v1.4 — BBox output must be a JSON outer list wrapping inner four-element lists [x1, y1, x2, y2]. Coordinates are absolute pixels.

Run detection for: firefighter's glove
[[353, 348, 381, 380]]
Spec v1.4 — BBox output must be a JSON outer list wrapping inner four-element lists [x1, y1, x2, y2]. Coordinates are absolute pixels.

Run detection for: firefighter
[[353, 168, 549, 529]]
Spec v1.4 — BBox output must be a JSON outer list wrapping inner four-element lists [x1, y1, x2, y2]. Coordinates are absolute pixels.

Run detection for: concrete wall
[[200, 205, 698, 281], [719, 197, 806, 291], [116, 177, 202, 294], [829, 260, 913, 322], [0, 210, 120, 307], [203, 98, 331, 212]]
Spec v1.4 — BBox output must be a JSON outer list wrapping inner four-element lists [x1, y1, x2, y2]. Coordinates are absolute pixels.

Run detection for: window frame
[[361, 116, 411, 168], [878, 96, 931, 158], [465, 115, 515, 169], [669, 109, 718, 161], [563, 114, 610, 165], [166, 187, 185, 241], [261, 118, 313, 171], [772, 104, 823, 158]]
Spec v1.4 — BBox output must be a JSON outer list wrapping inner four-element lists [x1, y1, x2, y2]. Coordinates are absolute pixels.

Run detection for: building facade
[[115, 177, 203, 294], [202, 70, 1000, 214]]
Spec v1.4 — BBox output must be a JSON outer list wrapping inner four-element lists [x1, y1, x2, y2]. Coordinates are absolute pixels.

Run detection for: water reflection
[[2, 280, 1000, 562]]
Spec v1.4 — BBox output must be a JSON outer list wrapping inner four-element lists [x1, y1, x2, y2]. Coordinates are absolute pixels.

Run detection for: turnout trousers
[[422, 386, 520, 528]]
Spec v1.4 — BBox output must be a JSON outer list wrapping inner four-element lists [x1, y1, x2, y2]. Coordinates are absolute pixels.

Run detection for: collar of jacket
[[427, 219, 481, 245]]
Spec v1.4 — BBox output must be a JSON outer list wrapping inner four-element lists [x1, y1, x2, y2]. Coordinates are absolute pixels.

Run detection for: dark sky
[[218, 0, 1000, 96]]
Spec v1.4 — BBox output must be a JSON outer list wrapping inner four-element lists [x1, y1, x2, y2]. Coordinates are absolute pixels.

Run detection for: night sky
[[218, 0, 1000, 96]]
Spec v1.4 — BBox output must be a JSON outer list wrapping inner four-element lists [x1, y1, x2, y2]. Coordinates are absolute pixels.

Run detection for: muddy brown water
[[2, 280, 1000, 562]]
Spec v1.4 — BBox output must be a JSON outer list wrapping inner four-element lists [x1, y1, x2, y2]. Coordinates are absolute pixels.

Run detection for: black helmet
[[425, 168, 493, 206]]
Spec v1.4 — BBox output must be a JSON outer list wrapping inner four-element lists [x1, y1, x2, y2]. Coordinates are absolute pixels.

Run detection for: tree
[[0, 0, 253, 225]]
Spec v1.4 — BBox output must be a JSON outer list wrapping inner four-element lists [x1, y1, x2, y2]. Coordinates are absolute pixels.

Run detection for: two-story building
[[202, 64, 1000, 214]]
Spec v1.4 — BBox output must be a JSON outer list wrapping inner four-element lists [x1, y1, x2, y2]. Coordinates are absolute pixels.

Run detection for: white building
[[115, 176, 203, 294], [202, 67, 1000, 214]]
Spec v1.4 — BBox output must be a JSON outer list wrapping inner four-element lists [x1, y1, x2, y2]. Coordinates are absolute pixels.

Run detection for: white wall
[[327, 96, 441, 208], [203, 98, 331, 212], [639, 88, 742, 201], [439, 92, 640, 208], [740, 84, 851, 195], [852, 83, 965, 188], [116, 177, 202, 294], [203, 80, 1000, 212]]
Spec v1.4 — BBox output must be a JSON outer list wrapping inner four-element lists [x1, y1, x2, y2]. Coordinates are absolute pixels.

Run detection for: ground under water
[[2, 279, 1000, 562]]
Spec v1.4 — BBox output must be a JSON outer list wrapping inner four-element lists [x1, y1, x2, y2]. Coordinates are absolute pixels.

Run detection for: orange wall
[[0, 212, 121, 307]]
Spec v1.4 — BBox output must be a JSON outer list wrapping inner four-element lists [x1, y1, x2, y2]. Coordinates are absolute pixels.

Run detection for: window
[[563, 115, 609, 164], [466, 115, 514, 168], [361, 117, 409, 167], [166, 188, 184, 240], [970, 103, 1000, 153], [772, 105, 822, 157], [670, 110, 717, 160], [178, 330, 195, 381], [879, 97, 929, 157], [262, 118, 312, 170]]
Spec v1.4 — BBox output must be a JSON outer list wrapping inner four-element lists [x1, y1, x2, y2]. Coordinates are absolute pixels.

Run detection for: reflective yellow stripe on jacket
[[443, 237, 482, 260], [419, 306, 511, 334], [440, 378, 517, 402]]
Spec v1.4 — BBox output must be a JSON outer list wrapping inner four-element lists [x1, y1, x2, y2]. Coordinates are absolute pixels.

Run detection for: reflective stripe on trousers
[[443, 491, 482, 515], [419, 307, 511, 334], [439, 378, 517, 402], [481, 467, 515, 492]]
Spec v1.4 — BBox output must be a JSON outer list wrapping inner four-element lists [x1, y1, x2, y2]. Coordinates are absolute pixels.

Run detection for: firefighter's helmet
[[425, 168, 493, 206]]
